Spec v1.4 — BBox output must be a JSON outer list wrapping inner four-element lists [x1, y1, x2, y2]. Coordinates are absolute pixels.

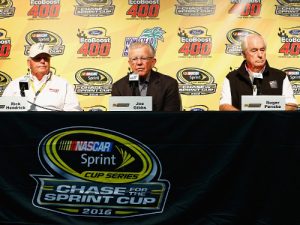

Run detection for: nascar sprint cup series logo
[[0, 28, 11, 59], [177, 67, 217, 95], [275, 0, 300, 17], [27, 0, 61, 19], [0, 0, 15, 19], [183, 104, 209, 111], [228, 0, 262, 17], [31, 127, 169, 217], [225, 28, 259, 55], [74, 68, 112, 96], [175, 0, 216, 16], [0, 71, 11, 96], [74, 0, 115, 17], [24, 30, 65, 56], [282, 67, 300, 95]]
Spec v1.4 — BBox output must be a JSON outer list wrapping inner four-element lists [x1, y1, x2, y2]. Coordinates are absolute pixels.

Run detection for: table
[[0, 111, 299, 225]]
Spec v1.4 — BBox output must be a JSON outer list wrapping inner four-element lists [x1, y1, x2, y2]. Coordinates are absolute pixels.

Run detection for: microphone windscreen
[[19, 77, 29, 91], [129, 73, 139, 82]]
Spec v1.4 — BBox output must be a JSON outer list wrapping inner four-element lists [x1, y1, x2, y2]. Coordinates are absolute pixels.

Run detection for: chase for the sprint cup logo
[[31, 127, 169, 218]]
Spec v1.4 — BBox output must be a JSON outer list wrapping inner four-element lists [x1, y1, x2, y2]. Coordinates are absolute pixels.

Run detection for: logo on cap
[[29, 43, 51, 58]]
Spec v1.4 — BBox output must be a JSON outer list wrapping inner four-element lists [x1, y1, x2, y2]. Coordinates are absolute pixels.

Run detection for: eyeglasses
[[130, 57, 154, 63], [31, 56, 50, 62]]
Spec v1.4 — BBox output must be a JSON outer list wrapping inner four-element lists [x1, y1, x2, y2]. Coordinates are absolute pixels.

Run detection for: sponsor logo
[[24, 30, 65, 56], [74, 68, 112, 96], [31, 127, 169, 217], [175, 0, 216, 16], [282, 67, 300, 95], [0, 28, 11, 59], [126, 0, 160, 20], [77, 27, 111, 58], [83, 105, 107, 111], [112, 103, 130, 108], [177, 26, 212, 58], [74, 0, 115, 17], [228, 0, 262, 18], [278, 27, 300, 58], [0, 70, 12, 96], [122, 27, 165, 57], [183, 105, 209, 111], [177, 67, 217, 95], [0, 0, 15, 19], [225, 28, 259, 55], [275, 0, 300, 17], [27, 0, 61, 19]]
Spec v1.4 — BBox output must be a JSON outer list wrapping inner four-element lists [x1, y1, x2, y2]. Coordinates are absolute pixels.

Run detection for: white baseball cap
[[29, 43, 51, 58]]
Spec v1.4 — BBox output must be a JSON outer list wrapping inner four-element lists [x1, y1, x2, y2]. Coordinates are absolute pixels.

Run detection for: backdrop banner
[[0, 1, 299, 111]]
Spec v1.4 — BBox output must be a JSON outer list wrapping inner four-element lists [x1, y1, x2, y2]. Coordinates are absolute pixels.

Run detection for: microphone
[[129, 72, 139, 82], [253, 78, 262, 95], [19, 73, 30, 97], [252, 72, 263, 95], [129, 72, 139, 96]]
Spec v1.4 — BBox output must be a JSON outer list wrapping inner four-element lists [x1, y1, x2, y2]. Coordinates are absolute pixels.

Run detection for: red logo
[[27, 0, 61, 18], [0, 29, 11, 58], [229, 1, 261, 17], [126, 0, 160, 18]]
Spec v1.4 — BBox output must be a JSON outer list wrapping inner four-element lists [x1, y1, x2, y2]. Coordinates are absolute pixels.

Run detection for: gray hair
[[241, 34, 267, 53], [128, 42, 156, 57]]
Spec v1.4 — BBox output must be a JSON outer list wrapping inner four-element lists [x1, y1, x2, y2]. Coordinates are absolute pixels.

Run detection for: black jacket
[[111, 70, 181, 111]]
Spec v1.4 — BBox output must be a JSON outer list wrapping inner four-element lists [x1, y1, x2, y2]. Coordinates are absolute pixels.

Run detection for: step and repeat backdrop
[[0, 0, 299, 111]]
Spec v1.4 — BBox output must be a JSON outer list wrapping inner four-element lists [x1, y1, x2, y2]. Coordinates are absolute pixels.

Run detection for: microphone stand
[[131, 82, 139, 96], [19, 69, 30, 97], [253, 78, 262, 95], [20, 88, 25, 97], [19, 81, 29, 97]]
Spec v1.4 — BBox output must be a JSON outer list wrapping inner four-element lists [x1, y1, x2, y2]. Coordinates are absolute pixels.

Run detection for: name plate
[[109, 96, 152, 111], [241, 95, 285, 111], [0, 96, 29, 111]]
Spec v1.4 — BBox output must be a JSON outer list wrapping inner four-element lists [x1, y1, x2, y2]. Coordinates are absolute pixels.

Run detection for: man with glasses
[[2, 43, 81, 111], [111, 42, 181, 111]]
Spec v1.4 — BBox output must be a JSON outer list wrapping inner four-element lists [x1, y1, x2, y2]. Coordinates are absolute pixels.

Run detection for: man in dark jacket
[[111, 42, 181, 111]]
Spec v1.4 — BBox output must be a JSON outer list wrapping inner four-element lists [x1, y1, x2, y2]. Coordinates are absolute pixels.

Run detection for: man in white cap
[[2, 43, 82, 111]]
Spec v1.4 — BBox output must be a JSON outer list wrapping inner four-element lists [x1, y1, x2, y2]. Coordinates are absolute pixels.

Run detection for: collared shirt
[[245, 64, 265, 95], [2, 73, 82, 111], [245, 64, 265, 84], [138, 74, 150, 96]]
